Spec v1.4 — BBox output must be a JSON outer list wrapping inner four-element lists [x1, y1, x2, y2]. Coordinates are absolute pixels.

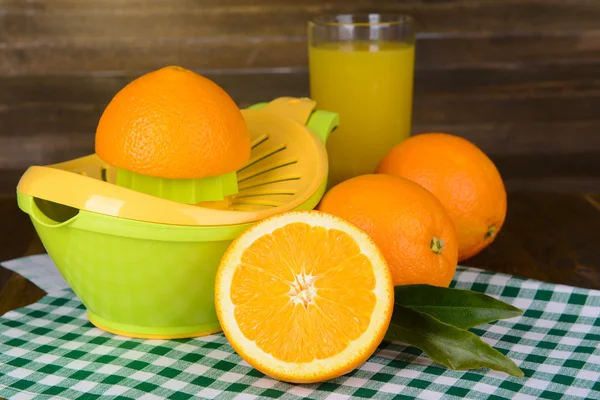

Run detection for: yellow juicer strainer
[[15, 97, 339, 339], [17, 97, 338, 226]]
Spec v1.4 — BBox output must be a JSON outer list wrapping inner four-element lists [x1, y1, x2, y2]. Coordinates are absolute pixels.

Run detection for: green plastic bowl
[[17, 182, 325, 339]]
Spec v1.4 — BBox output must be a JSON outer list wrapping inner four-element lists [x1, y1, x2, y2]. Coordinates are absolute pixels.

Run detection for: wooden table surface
[[1, 192, 599, 317]]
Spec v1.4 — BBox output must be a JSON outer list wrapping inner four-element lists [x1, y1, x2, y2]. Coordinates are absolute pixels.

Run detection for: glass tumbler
[[308, 13, 415, 188]]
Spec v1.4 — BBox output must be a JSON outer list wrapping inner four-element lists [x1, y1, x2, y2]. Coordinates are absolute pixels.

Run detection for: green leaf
[[394, 284, 523, 329], [384, 305, 524, 378]]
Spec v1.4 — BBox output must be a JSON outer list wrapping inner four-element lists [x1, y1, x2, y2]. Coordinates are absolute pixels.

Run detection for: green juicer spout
[[115, 169, 238, 204]]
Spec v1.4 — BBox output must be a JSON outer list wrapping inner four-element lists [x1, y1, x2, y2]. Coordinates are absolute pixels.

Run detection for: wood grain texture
[[2, 65, 600, 174], [0, 268, 46, 316], [4, 63, 600, 104], [463, 193, 600, 289], [0, 195, 46, 315], [0, 0, 599, 193], [2, 1, 600, 74], [4, 32, 600, 74], [0, 196, 45, 262], [1, 170, 23, 196], [3, 0, 599, 39], [585, 194, 600, 214]]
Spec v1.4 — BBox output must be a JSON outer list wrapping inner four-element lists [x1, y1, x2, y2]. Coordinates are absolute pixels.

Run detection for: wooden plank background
[[1, 0, 600, 194]]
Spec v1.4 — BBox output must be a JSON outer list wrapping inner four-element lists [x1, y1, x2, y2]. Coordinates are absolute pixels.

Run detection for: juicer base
[[87, 311, 223, 340]]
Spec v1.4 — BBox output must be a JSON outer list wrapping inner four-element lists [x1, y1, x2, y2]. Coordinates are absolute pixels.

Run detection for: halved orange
[[214, 211, 394, 383]]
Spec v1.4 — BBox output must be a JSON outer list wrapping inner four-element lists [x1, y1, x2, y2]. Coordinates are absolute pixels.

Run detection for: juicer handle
[[247, 99, 339, 145], [18, 193, 80, 228], [307, 110, 339, 145]]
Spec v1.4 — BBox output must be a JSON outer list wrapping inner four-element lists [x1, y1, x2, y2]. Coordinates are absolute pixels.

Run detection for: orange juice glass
[[308, 14, 415, 188]]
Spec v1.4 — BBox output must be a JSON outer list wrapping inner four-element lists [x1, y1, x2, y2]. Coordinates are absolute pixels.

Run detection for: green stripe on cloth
[[1, 266, 599, 399]]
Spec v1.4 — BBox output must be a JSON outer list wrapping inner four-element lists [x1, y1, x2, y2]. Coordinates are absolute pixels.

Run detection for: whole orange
[[95, 65, 251, 179], [317, 174, 458, 287], [376, 133, 507, 261]]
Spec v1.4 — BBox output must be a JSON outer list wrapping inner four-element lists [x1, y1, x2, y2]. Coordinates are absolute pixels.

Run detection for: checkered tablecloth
[[1, 255, 599, 399]]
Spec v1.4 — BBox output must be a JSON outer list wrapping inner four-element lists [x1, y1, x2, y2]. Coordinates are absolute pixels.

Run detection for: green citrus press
[[16, 97, 338, 339]]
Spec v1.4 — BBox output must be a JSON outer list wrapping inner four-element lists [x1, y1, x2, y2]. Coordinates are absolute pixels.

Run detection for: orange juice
[[309, 41, 415, 187]]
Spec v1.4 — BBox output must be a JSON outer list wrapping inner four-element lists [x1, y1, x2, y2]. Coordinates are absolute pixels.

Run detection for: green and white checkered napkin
[[1, 255, 599, 400]]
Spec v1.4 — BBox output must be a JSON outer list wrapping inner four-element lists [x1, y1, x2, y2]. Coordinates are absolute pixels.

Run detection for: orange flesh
[[231, 222, 377, 363]]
